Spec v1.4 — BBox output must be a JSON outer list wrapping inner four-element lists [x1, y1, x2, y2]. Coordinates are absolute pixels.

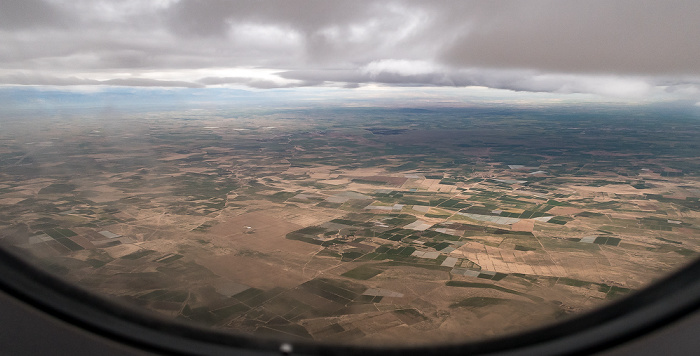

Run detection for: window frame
[[1, 245, 700, 356]]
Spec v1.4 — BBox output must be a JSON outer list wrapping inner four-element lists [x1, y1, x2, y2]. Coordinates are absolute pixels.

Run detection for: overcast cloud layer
[[1, 0, 700, 101]]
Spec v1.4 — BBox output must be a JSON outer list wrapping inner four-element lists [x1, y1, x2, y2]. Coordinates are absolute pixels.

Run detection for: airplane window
[[0, 1, 699, 354]]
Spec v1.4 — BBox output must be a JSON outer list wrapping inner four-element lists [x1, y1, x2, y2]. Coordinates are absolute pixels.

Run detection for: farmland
[[1, 105, 699, 345]]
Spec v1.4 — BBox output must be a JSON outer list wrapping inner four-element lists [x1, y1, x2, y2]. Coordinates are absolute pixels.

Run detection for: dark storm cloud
[[0, 0, 67, 29], [438, 1, 700, 76], [161, 0, 700, 76], [164, 0, 371, 37], [0, 0, 699, 96]]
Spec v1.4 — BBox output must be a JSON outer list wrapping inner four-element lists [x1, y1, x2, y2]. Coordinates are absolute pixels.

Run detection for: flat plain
[[1, 105, 699, 345]]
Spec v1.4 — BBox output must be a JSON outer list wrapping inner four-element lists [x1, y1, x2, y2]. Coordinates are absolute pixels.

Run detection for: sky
[[1, 0, 700, 104]]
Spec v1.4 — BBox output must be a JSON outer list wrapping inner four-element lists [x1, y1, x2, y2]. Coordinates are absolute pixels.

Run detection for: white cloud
[[531, 74, 653, 98], [362, 60, 440, 78], [0, 0, 699, 100], [0, 72, 202, 88]]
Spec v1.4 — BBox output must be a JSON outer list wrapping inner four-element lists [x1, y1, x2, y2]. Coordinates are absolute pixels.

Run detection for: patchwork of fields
[[1, 106, 699, 345]]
